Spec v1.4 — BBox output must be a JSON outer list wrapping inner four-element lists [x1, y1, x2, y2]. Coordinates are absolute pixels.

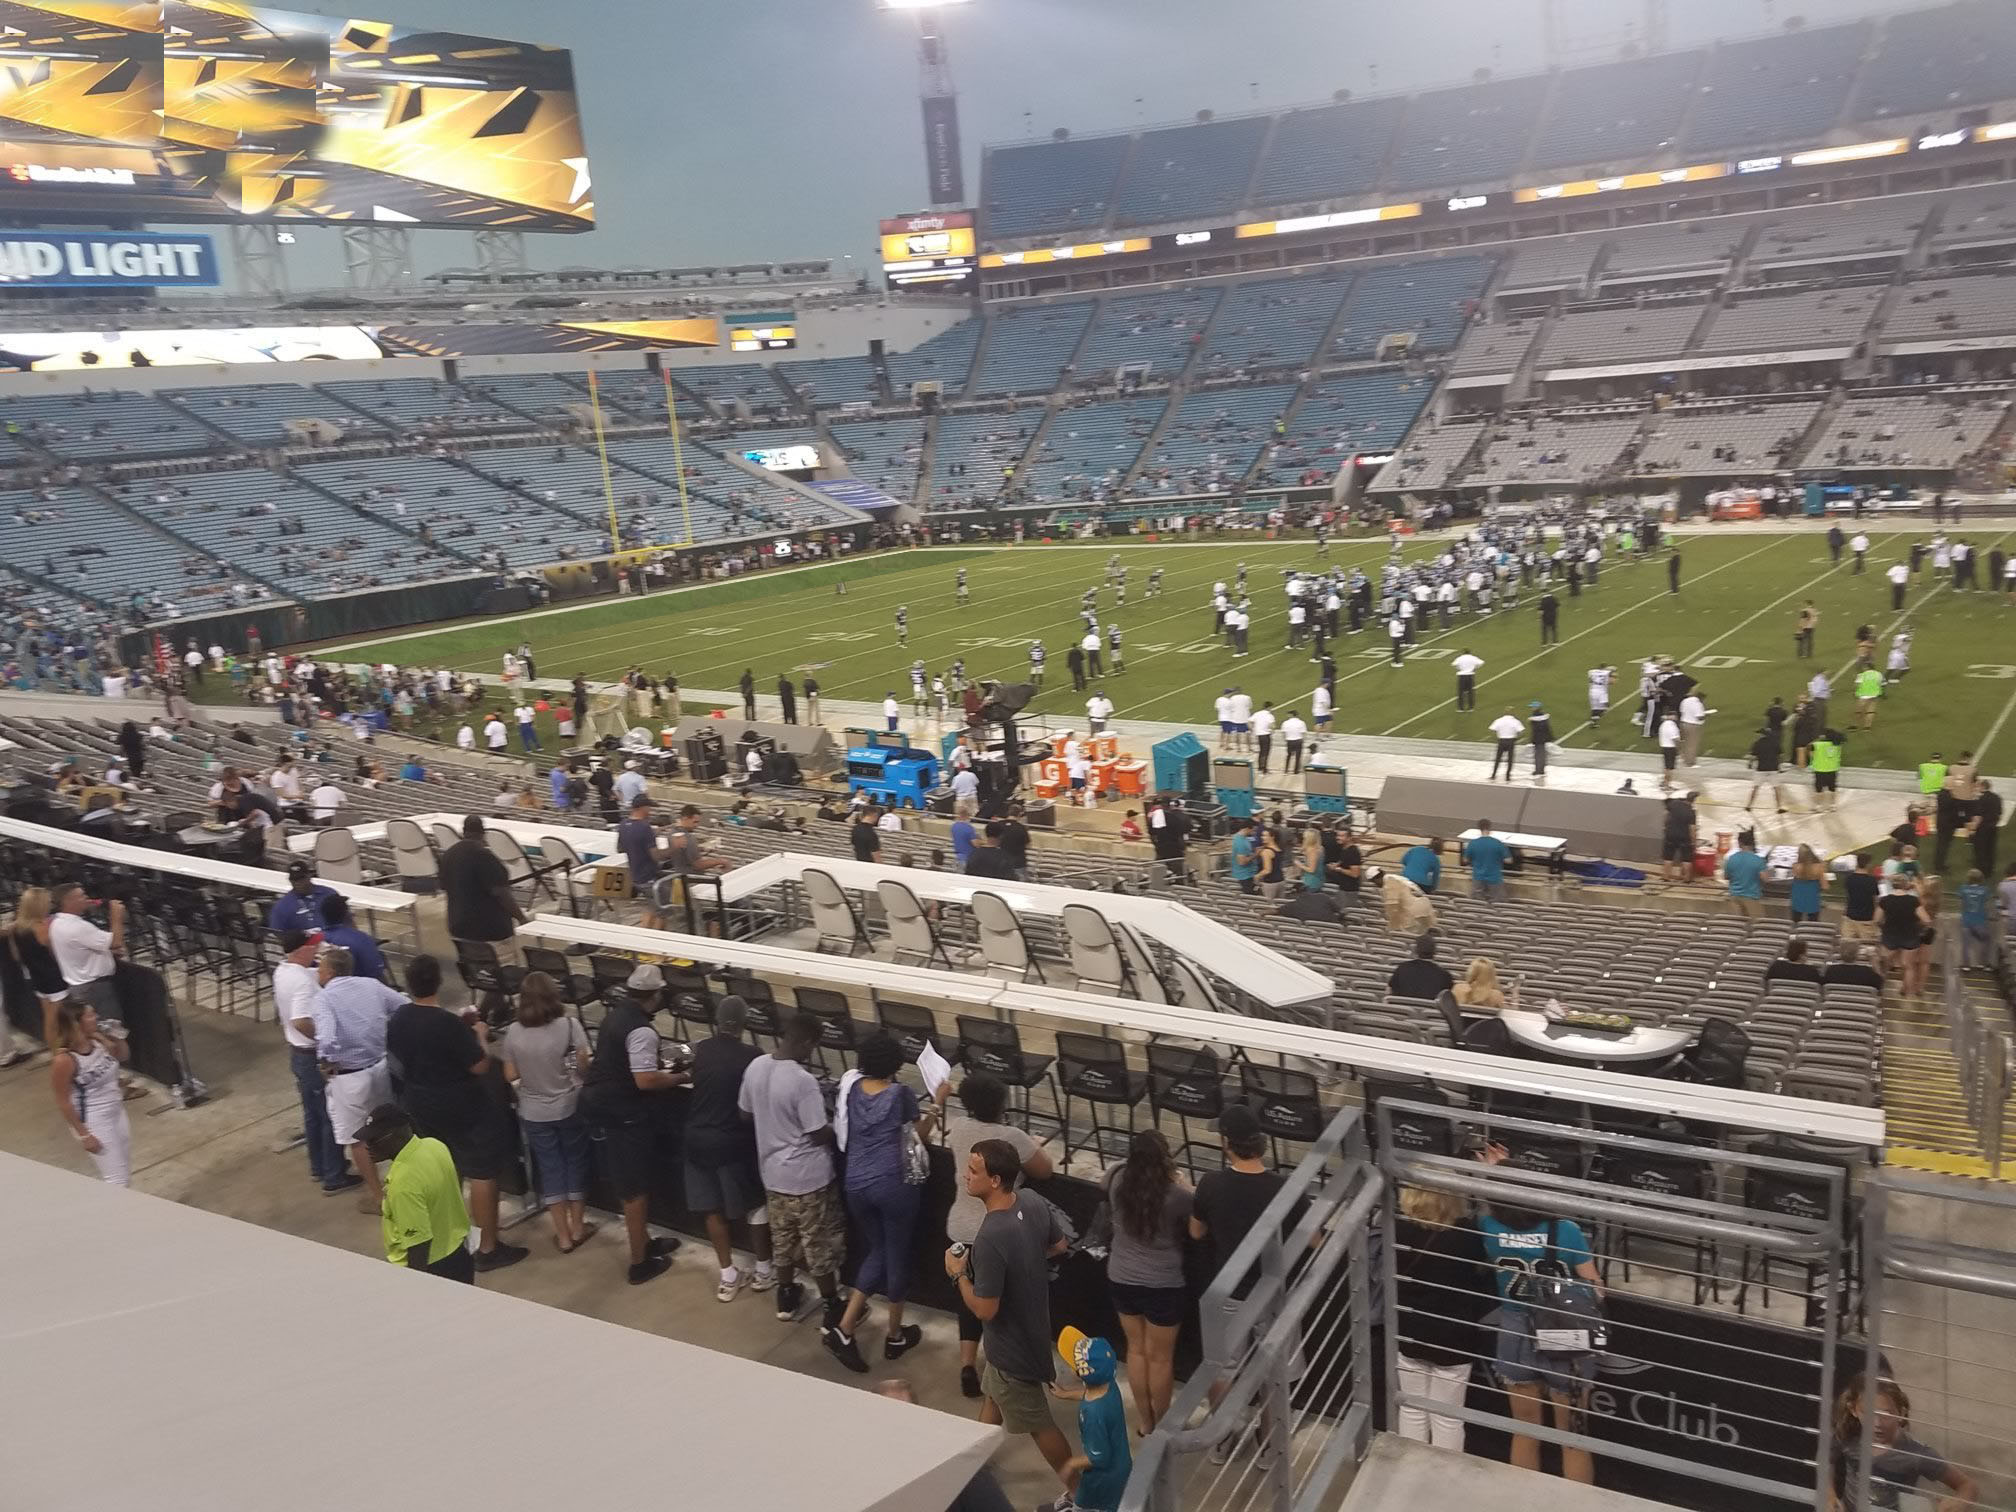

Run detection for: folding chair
[[802, 867, 872, 957], [877, 878, 956, 969], [970, 889, 1045, 982]]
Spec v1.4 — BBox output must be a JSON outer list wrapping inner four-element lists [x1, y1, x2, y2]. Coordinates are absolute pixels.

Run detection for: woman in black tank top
[[6, 886, 68, 1051]]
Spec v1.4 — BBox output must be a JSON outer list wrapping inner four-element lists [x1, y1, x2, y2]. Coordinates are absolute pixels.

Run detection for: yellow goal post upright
[[660, 368, 696, 548]]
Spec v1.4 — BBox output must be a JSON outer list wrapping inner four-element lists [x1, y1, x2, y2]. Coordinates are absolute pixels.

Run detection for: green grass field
[[331, 529, 2016, 773]]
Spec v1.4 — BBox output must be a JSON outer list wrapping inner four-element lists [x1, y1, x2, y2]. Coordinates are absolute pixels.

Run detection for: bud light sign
[[0, 231, 219, 288]]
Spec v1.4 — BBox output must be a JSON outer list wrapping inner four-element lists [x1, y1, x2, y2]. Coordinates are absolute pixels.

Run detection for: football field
[[334, 528, 2016, 774]]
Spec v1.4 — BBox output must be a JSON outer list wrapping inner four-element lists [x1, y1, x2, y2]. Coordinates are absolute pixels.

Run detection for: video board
[[0, 1, 592, 230], [880, 209, 975, 295]]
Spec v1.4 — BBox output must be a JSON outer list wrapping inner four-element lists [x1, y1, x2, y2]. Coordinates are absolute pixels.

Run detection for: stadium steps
[[667, 377, 731, 423], [1174, 290, 1235, 384], [911, 415, 940, 507], [279, 467, 489, 573], [1238, 376, 1315, 491], [767, 367, 812, 417], [1679, 290, 1728, 355], [552, 372, 656, 425], [870, 346, 897, 408], [1368, 93, 1412, 197], [439, 454, 614, 536], [1512, 67, 1568, 183], [155, 390, 257, 449], [1879, 983, 2013, 1181], [1902, 196, 1948, 275], [0, 561, 113, 617], [78, 478, 294, 601], [1114, 389, 1184, 495], [955, 323, 991, 403], [1787, 390, 1849, 470], [1719, 222, 1768, 296], [1055, 298, 1104, 391], [1234, 112, 1284, 218], [1507, 309, 1558, 404], [1091, 131, 1141, 239]]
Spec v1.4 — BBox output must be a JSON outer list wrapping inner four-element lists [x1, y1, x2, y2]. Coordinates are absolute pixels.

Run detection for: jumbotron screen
[[880, 209, 975, 295], [0, 1, 593, 231]]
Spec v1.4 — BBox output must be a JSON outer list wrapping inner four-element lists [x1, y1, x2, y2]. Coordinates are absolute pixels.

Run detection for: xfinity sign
[[0, 232, 219, 288]]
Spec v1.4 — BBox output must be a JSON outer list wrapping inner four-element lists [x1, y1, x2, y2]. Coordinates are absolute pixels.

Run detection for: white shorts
[[324, 1059, 391, 1145]]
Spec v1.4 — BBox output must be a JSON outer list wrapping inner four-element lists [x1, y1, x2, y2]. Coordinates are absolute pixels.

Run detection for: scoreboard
[[880, 210, 976, 295], [726, 311, 797, 352]]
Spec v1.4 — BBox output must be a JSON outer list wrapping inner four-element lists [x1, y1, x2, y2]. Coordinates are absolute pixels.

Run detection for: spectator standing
[[950, 803, 978, 868], [356, 1104, 473, 1284], [945, 1073, 1054, 1398], [828, 1031, 946, 1372], [1724, 831, 1767, 919], [947, 1138, 1074, 1485], [386, 955, 527, 1272], [1841, 853, 1881, 942], [739, 1013, 847, 1331], [1393, 1183, 1494, 1450], [1969, 780, 2002, 875], [317, 894, 388, 983], [267, 862, 338, 933], [1465, 821, 1510, 901], [7, 887, 69, 1052], [579, 966, 686, 1285], [311, 945, 400, 1211], [1663, 793, 1700, 885], [1147, 794, 1191, 883], [1959, 869, 1995, 970], [1488, 709, 1522, 782], [437, 816, 527, 965], [48, 998, 131, 1185], [1785, 846, 1828, 923], [1879, 876, 1931, 997], [274, 929, 355, 1195], [1104, 1130, 1193, 1432], [682, 995, 775, 1301], [500, 971, 597, 1255], [1401, 839, 1443, 893], [1831, 1375, 1979, 1512], [1477, 1198, 1603, 1483], [49, 883, 124, 1032], [1048, 1329, 1133, 1512]]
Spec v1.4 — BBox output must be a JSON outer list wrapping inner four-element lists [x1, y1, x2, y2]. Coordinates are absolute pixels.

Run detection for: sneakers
[[627, 1253, 672, 1286], [716, 1269, 745, 1304], [748, 1268, 778, 1293], [320, 1172, 363, 1196], [822, 1295, 847, 1334], [884, 1324, 922, 1360], [960, 1365, 983, 1399], [1036, 1497, 1081, 1512], [774, 1280, 805, 1321], [645, 1235, 681, 1260], [823, 1326, 870, 1374], [1252, 1441, 1282, 1474], [473, 1242, 529, 1273], [1209, 1433, 1239, 1466]]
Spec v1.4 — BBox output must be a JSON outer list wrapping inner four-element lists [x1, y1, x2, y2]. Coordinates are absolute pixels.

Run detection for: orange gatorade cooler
[[1090, 759, 1118, 793], [1038, 758, 1066, 788], [1111, 760, 1147, 796], [1089, 733, 1118, 761]]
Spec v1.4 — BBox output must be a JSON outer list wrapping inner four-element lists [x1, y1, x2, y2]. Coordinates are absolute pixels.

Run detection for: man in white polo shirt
[[1086, 689, 1114, 735], [1488, 709, 1524, 782], [1886, 558, 1909, 611], [50, 882, 124, 1029], [1679, 688, 1714, 767], [1249, 701, 1277, 773], [275, 930, 357, 1194], [1213, 690, 1234, 750], [1280, 709, 1309, 775], [1311, 681, 1334, 733], [1227, 688, 1253, 754], [483, 712, 508, 751], [1452, 649, 1484, 712]]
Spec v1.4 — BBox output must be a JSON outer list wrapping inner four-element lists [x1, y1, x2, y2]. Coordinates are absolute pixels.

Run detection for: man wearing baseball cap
[[1048, 1326, 1132, 1512], [267, 861, 339, 934]]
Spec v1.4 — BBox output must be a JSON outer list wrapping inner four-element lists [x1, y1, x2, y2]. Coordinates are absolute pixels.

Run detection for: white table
[[1501, 1009, 1694, 1065], [714, 851, 1333, 1010], [1457, 828, 1568, 854]]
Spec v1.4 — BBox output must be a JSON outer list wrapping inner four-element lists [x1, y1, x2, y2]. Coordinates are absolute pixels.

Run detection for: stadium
[[1, 1, 2015, 1510]]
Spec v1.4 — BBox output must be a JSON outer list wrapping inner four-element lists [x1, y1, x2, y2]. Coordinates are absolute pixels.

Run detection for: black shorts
[[1110, 1280, 1189, 1328], [592, 1120, 657, 1202], [684, 1152, 763, 1218], [404, 1087, 515, 1183], [1815, 771, 1839, 792], [1661, 835, 1692, 863]]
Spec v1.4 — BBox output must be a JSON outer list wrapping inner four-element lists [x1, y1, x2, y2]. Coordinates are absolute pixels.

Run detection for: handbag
[[901, 1123, 930, 1185]]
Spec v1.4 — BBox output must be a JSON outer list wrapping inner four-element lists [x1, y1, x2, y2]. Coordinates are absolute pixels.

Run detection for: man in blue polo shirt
[[268, 861, 339, 933], [1228, 819, 1260, 894], [1723, 830, 1768, 918], [1465, 820, 1510, 902]]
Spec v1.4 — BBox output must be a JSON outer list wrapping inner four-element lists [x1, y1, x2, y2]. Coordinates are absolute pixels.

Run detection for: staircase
[[1238, 376, 1316, 490], [1115, 389, 1185, 495], [1506, 308, 1559, 404], [1235, 112, 1284, 218], [1787, 389, 1848, 469], [911, 413, 940, 506]]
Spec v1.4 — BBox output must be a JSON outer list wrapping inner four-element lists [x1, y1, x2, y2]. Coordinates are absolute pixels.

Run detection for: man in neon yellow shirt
[[1854, 666, 1884, 728], [359, 1104, 473, 1283], [1919, 753, 1947, 795], [1811, 729, 1845, 809]]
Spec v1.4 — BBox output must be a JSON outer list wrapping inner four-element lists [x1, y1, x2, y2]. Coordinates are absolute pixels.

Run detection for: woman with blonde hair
[[1910, 875, 1943, 1000], [1393, 1182, 1493, 1449], [6, 886, 67, 1055], [1789, 845, 1828, 924], [1451, 957, 1510, 1012], [1830, 1374, 1977, 1512], [49, 998, 131, 1184]]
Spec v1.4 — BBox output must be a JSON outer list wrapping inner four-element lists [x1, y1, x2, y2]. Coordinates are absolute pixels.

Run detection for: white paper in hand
[[917, 1041, 952, 1098]]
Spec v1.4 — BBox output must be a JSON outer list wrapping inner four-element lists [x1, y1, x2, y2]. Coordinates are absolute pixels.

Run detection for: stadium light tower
[[879, 0, 973, 207]]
